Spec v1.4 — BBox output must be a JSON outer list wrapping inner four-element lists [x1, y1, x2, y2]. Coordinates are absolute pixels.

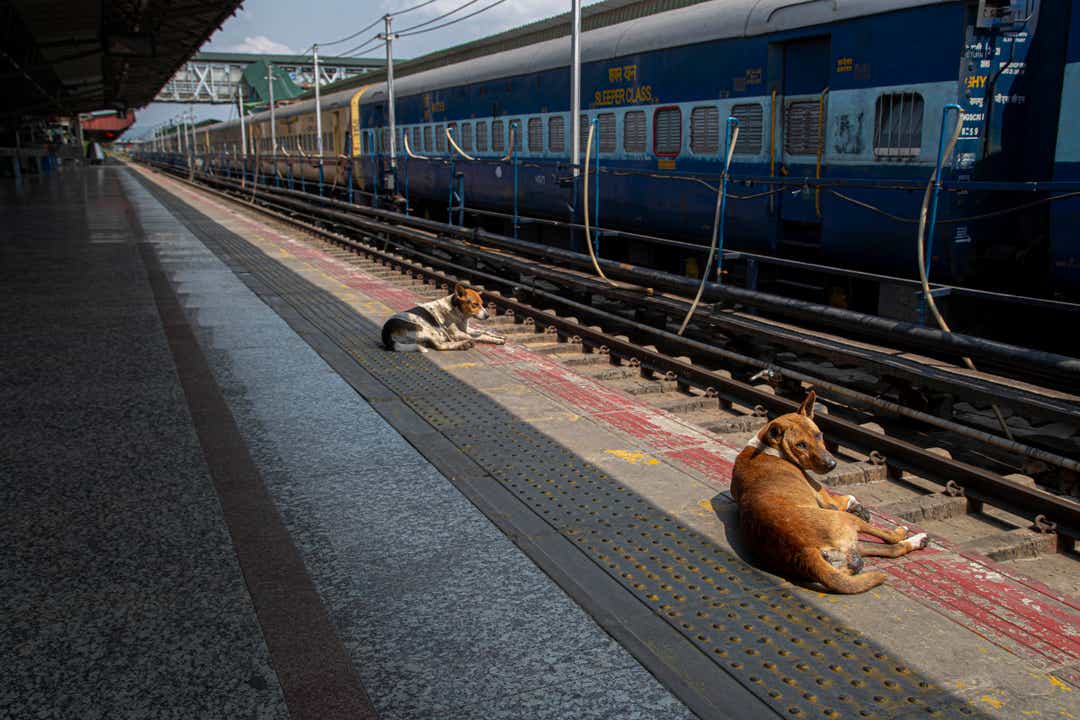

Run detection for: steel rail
[[182, 169, 1080, 393], [182, 167, 1080, 425], [143, 162, 1080, 543]]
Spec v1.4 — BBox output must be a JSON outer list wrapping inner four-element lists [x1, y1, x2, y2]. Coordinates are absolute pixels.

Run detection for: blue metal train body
[[188, 0, 1080, 311]]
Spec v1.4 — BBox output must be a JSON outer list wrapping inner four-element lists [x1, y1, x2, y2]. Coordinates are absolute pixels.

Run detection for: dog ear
[[798, 391, 816, 419], [454, 283, 468, 298], [767, 422, 784, 444]]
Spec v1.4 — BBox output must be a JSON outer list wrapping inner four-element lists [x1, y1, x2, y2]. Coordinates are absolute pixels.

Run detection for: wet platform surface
[[4, 163, 1079, 720]]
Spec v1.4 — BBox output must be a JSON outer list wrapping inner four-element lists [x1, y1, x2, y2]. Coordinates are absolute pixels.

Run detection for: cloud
[[228, 35, 294, 54]]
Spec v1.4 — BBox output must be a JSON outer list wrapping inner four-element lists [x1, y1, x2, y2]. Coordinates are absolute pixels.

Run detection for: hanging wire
[[398, 0, 508, 36]]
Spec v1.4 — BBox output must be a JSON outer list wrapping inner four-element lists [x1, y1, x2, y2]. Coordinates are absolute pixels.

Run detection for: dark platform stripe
[[136, 240, 379, 720]]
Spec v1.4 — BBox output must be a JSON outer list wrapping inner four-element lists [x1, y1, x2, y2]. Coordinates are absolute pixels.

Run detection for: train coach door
[[776, 36, 831, 260]]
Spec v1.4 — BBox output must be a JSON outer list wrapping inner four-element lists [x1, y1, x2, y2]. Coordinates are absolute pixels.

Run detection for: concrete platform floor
[[1, 166, 697, 719]]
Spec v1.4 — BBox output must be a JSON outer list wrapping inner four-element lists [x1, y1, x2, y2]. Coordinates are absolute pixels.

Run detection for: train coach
[[195, 0, 1080, 323]]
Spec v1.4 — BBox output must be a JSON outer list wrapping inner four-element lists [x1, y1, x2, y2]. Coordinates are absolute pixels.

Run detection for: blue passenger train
[[186, 0, 1080, 329]]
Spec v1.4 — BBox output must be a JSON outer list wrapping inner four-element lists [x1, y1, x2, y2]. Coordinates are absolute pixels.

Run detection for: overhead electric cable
[[398, 0, 509, 36]]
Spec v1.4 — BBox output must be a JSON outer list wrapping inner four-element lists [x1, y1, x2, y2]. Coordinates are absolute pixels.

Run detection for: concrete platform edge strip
[[130, 158, 781, 720], [136, 239, 380, 720]]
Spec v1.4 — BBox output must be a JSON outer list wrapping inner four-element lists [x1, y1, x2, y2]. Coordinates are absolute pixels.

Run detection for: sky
[[128, 0, 581, 137]]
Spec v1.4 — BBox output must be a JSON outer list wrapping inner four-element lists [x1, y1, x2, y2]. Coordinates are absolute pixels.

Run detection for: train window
[[435, 124, 446, 152], [548, 116, 565, 152], [784, 100, 821, 155], [528, 118, 544, 153], [731, 104, 763, 154], [381, 129, 389, 153], [412, 126, 421, 152], [423, 125, 433, 151], [691, 106, 719, 155], [509, 120, 522, 152], [447, 122, 457, 151], [461, 122, 473, 152], [654, 107, 682, 157], [492, 120, 505, 153], [623, 111, 646, 152], [597, 113, 616, 154], [874, 92, 924, 158], [476, 121, 489, 152], [579, 114, 589, 154]]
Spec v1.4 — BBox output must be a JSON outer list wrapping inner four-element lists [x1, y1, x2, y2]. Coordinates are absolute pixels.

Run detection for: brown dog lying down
[[731, 391, 928, 594]]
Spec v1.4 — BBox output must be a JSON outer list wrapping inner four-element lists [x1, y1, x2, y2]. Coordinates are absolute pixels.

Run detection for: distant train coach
[[195, 0, 1080, 318]]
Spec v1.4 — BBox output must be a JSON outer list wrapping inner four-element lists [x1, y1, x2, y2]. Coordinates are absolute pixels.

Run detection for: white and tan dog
[[381, 283, 506, 352]]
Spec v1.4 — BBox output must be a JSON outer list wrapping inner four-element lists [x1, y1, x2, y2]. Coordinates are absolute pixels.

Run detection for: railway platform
[[3, 163, 1079, 719]]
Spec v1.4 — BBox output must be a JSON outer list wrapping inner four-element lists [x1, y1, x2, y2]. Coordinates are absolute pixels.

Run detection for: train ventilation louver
[[528, 118, 544, 153], [691, 106, 719, 155], [623, 111, 646, 153], [597, 113, 617, 154], [784, 100, 821, 156], [548, 116, 566, 153], [731, 104, 764, 155], [654, 107, 682, 156]]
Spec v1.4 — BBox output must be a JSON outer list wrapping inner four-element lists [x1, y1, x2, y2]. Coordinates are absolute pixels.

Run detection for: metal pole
[[920, 103, 962, 324], [267, 63, 277, 153], [569, 0, 581, 178], [383, 15, 398, 188], [238, 84, 247, 185], [313, 44, 325, 195]]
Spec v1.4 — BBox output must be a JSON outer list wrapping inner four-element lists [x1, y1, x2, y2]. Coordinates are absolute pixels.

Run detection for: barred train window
[[435, 124, 446, 152], [476, 121, 488, 152], [731, 104, 763, 154], [784, 100, 821, 155], [423, 125, 433, 151], [623, 111, 646, 153], [579, 114, 588, 154], [548, 116, 565, 152], [690, 106, 719, 154], [411, 126, 421, 151], [874, 92, 923, 158], [491, 120, 505, 152], [447, 122, 457, 150], [654, 107, 682, 156], [460, 122, 473, 152], [380, 129, 388, 153], [528, 117, 543, 153], [597, 113, 616, 154]]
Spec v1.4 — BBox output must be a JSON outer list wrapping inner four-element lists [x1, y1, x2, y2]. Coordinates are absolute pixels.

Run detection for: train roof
[[209, 0, 949, 132]]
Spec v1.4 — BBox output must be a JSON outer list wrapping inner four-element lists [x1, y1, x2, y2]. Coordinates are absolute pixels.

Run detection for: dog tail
[[802, 549, 887, 595]]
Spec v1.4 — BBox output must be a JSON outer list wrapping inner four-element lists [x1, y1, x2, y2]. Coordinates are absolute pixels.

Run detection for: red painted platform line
[[885, 556, 1080, 686], [143, 169, 1080, 680]]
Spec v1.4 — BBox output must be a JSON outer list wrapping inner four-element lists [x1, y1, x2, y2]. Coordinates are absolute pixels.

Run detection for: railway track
[[141, 159, 1080, 591]]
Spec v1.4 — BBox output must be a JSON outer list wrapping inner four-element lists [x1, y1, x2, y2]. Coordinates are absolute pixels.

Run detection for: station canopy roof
[[2, 0, 244, 116]]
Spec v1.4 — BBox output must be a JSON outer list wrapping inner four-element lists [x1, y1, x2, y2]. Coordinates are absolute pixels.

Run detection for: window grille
[[447, 122, 457, 150], [874, 92, 924, 158], [691, 106, 719, 154], [476, 121, 488, 152], [380, 129, 388, 153], [597, 113, 616, 153], [784, 100, 822, 155], [548, 116, 565, 152], [528, 117, 544, 152], [623, 111, 646, 152], [492, 120, 505, 152], [435, 124, 446, 152], [412, 126, 421, 152], [460, 122, 473, 152], [579, 114, 589, 153], [654, 107, 682, 156], [423, 125, 433, 151], [731, 104, 764, 154]]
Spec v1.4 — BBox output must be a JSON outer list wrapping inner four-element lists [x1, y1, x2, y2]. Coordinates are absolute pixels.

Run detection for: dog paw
[[491, 336, 506, 345], [462, 340, 475, 349], [846, 499, 871, 522], [903, 532, 929, 549]]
